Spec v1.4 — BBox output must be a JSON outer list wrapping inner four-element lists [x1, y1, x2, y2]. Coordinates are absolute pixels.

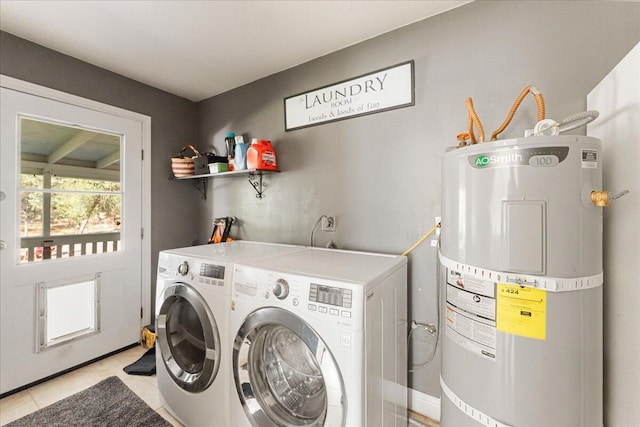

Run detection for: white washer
[[229, 247, 408, 427], [155, 241, 303, 427]]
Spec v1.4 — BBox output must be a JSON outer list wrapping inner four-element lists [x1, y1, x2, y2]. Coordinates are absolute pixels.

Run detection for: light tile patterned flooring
[[0, 346, 183, 426], [0, 346, 438, 427]]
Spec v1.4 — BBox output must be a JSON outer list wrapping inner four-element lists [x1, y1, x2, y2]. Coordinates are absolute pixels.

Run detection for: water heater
[[440, 135, 603, 426]]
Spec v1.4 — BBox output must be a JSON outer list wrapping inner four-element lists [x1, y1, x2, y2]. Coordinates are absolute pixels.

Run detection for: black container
[[195, 152, 228, 174]]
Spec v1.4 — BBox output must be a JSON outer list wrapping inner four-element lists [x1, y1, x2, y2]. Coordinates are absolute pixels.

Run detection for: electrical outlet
[[321, 216, 336, 232]]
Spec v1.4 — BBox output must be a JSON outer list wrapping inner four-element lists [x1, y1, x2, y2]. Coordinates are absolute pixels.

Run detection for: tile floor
[[0, 346, 183, 426], [0, 346, 437, 426]]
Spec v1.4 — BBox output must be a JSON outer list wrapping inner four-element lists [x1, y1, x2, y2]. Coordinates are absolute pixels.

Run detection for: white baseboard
[[409, 388, 441, 421]]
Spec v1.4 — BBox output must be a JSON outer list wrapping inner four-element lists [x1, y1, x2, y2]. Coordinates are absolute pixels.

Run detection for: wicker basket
[[171, 145, 201, 177]]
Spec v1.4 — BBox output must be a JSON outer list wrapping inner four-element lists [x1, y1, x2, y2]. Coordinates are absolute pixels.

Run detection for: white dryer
[[155, 241, 303, 427], [229, 247, 408, 427]]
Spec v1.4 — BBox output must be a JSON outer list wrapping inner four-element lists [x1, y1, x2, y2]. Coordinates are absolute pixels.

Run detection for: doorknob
[[0, 191, 5, 201], [0, 240, 6, 250]]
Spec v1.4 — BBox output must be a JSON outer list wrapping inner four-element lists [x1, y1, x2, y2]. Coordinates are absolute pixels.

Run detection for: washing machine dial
[[177, 261, 189, 276], [273, 279, 289, 300]]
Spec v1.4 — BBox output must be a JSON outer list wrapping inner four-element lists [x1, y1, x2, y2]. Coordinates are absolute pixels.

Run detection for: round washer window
[[166, 297, 206, 374], [250, 325, 326, 424], [157, 283, 220, 393], [233, 307, 346, 427]]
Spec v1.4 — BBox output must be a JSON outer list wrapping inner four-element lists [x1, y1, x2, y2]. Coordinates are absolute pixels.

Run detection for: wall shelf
[[170, 169, 279, 200]]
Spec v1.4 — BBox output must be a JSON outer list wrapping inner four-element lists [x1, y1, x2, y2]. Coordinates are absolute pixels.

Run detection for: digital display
[[200, 263, 225, 279], [318, 285, 341, 294], [309, 283, 352, 308]]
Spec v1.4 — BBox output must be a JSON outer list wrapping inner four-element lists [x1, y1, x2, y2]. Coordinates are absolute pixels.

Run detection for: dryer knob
[[178, 261, 189, 276], [273, 279, 289, 300]]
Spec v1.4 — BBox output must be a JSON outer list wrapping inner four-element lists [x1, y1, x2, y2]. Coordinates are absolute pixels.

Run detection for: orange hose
[[533, 92, 545, 121], [467, 114, 476, 145], [490, 85, 545, 140], [465, 97, 485, 143]]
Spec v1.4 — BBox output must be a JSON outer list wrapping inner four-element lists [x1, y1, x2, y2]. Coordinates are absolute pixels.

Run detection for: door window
[[19, 117, 122, 263]]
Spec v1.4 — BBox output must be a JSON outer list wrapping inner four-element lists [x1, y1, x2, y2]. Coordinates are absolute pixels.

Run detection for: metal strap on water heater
[[439, 253, 603, 292], [440, 377, 512, 427]]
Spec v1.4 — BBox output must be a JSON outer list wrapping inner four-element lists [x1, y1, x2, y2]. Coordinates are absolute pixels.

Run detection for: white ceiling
[[0, 1, 469, 102]]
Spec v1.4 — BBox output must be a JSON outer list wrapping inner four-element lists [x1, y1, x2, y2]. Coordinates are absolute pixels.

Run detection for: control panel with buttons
[[309, 283, 352, 308], [162, 256, 230, 296], [200, 263, 225, 279], [232, 265, 363, 329], [190, 262, 226, 287]]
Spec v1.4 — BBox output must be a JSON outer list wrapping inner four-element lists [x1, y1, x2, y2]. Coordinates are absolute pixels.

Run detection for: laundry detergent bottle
[[246, 139, 278, 171]]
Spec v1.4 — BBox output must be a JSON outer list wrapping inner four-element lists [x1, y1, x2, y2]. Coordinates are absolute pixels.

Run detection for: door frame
[[1, 74, 152, 324]]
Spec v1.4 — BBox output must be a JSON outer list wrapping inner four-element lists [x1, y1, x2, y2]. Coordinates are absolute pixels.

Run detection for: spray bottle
[[225, 132, 236, 171]]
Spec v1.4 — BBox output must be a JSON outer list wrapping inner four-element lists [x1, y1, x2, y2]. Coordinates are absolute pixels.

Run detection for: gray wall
[[0, 31, 201, 317], [2, 0, 639, 422], [196, 0, 640, 410]]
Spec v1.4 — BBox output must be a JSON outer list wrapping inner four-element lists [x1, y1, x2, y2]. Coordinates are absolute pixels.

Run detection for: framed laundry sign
[[284, 60, 414, 131]]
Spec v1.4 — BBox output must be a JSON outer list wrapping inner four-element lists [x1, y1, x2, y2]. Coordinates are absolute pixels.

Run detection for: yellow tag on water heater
[[497, 284, 546, 340]]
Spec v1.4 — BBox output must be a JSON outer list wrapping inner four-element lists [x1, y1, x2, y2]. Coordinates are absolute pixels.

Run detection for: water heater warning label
[[497, 284, 547, 340], [445, 270, 497, 361], [581, 149, 598, 168]]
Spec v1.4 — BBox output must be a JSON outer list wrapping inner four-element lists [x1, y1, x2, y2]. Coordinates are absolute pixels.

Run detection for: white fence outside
[[21, 232, 121, 262]]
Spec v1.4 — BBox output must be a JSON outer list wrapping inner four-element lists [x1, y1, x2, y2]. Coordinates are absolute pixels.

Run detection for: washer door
[[233, 307, 346, 426], [157, 283, 221, 393]]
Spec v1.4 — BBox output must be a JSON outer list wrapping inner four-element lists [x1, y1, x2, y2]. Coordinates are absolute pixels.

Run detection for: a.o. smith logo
[[468, 147, 570, 169], [470, 152, 525, 169], [475, 155, 489, 167]]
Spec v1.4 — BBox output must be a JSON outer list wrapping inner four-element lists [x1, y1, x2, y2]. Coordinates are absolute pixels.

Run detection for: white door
[[0, 87, 143, 393]]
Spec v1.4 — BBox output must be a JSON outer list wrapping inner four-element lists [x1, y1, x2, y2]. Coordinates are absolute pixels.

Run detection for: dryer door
[[157, 282, 221, 393], [233, 307, 346, 426]]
